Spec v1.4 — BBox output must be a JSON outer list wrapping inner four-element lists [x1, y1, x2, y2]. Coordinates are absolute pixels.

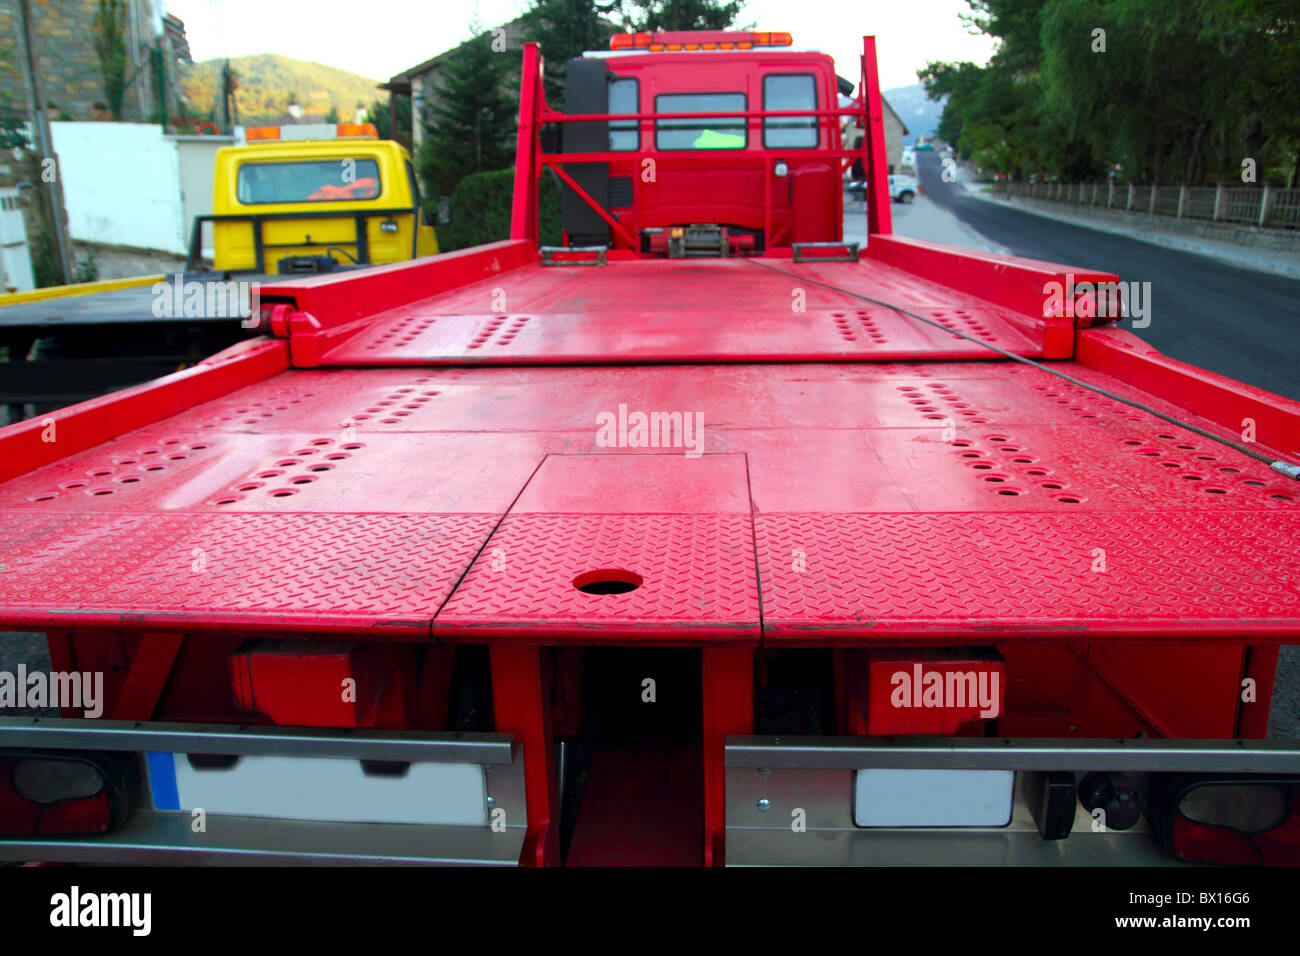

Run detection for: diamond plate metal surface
[[319, 259, 1045, 365], [435, 513, 760, 641], [323, 307, 1043, 365], [0, 349, 1295, 641], [756, 511, 1300, 640], [0, 511, 496, 635]]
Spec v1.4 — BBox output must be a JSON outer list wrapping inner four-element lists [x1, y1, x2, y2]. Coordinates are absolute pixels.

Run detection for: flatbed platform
[[312, 257, 1048, 365], [0, 247, 1296, 645]]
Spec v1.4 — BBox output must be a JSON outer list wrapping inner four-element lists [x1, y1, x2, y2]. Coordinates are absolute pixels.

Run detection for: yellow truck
[[189, 122, 439, 274]]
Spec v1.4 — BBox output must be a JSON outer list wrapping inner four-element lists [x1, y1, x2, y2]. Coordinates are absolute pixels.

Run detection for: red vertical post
[[1236, 644, 1279, 739], [510, 43, 543, 243], [45, 632, 78, 718], [632, 159, 642, 252], [763, 156, 772, 251], [830, 71, 845, 242], [702, 646, 753, 867], [109, 632, 184, 721], [861, 36, 892, 236], [490, 644, 560, 866], [832, 647, 850, 733]]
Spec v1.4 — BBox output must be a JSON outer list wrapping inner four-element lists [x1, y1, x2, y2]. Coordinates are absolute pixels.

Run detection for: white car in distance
[[889, 173, 918, 203]]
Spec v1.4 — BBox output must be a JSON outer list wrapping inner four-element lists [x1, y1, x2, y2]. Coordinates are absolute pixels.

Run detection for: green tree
[[366, 95, 413, 140], [924, 0, 1300, 185], [1202, 0, 1300, 186], [1042, 0, 1222, 183], [918, 61, 983, 156], [524, 0, 620, 103], [919, 0, 1055, 179], [417, 27, 517, 200], [92, 0, 128, 121], [615, 0, 746, 31], [440, 167, 562, 251], [518, 0, 745, 103], [0, 38, 28, 147]]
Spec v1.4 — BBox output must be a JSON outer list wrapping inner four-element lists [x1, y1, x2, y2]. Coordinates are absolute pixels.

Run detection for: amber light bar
[[243, 123, 379, 142], [610, 30, 792, 52]]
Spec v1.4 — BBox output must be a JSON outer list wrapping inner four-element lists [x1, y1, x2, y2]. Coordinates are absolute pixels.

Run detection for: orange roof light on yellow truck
[[243, 122, 381, 141]]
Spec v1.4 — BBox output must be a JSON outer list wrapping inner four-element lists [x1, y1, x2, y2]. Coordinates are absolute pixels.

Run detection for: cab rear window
[[763, 74, 817, 148], [236, 159, 381, 204], [655, 93, 746, 150], [610, 78, 639, 151]]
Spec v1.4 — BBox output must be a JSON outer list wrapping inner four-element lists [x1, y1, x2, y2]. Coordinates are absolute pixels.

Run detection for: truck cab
[[203, 123, 438, 275], [558, 31, 847, 256]]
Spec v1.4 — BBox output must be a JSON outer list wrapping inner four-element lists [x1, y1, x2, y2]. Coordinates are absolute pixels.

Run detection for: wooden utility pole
[[15, 0, 72, 284]]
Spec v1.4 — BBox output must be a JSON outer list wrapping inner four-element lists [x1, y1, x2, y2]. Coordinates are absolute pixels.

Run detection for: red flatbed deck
[[1, 247, 1298, 645], [313, 257, 1048, 365]]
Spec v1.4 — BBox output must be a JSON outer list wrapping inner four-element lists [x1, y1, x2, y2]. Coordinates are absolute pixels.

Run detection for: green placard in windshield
[[692, 128, 745, 149]]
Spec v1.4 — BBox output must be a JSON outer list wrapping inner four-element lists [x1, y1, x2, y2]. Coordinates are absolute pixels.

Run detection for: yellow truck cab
[[194, 122, 438, 275]]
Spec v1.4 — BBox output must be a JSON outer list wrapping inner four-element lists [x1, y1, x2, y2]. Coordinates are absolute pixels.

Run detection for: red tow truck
[[0, 31, 1297, 867]]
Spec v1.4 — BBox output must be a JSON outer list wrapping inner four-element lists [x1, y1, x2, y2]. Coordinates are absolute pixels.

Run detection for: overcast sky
[[164, 0, 997, 91]]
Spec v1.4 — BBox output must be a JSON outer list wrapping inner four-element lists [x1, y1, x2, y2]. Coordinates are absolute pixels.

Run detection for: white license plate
[[147, 753, 487, 826], [854, 769, 1014, 827]]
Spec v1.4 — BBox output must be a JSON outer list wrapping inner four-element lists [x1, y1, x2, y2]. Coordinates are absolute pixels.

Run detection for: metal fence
[[992, 180, 1300, 229]]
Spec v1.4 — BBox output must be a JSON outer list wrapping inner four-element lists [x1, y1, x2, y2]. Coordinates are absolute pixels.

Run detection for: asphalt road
[[915, 153, 1300, 401]]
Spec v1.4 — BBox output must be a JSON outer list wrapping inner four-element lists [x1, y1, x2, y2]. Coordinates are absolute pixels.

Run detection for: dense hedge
[[439, 168, 562, 252]]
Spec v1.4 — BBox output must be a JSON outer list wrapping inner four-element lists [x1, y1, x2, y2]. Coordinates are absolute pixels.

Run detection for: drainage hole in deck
[[574, 570, 644, 595]]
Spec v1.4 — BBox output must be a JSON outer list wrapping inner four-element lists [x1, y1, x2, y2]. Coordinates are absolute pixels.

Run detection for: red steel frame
[[511, 37, 893, 252], [1, 35, 1298, 869]]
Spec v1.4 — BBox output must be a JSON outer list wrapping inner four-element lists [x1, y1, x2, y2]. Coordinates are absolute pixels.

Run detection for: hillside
[[180, 54, 383, 124], [883, 83, 946, 145]]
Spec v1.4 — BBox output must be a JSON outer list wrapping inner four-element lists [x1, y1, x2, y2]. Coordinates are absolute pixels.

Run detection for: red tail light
[[0, 752, 130, 836], [1153, 775, 1300, 865]]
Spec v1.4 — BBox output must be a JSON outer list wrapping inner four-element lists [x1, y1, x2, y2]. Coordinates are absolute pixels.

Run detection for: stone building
[[0, 1, 193, 288], [0, 0, 185, 124]]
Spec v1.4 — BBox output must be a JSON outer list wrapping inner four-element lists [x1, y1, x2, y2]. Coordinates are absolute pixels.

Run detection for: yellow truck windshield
[[236, 158, 381, 204]]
